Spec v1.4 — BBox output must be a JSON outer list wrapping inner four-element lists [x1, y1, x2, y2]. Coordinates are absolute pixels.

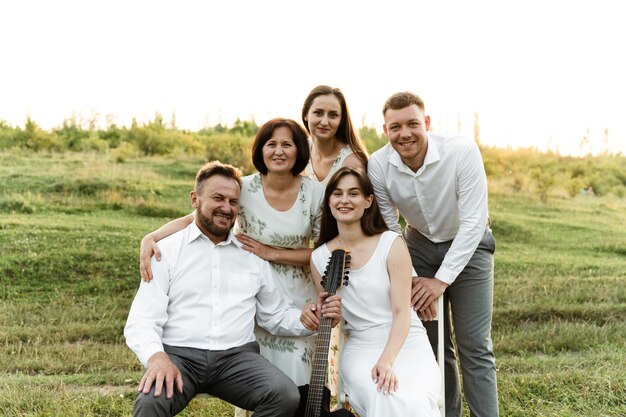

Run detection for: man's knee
[[259, 377, 300, 416], [275, 381, 300, 415], [134, 390, 176, 417]]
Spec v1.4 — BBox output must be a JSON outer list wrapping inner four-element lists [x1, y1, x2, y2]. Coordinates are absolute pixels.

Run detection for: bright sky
[[1, 0, 624, 156]]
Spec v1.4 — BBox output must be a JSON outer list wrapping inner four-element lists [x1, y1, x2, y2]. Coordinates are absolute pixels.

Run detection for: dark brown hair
[[382, 91, 426, 116], [301, 85, 369, 168], [315, 167, 388, 247], [195, 160, 242, 193], [251, 118, 310, 176]]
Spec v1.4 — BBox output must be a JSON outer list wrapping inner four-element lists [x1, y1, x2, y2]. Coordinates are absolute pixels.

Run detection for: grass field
[[1, 151, 625, 416]]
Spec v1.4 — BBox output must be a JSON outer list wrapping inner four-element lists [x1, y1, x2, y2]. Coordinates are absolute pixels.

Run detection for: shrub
[[111, 142, 141, 163], [202, 134, 254, 174], [531, 168, 556, 202]]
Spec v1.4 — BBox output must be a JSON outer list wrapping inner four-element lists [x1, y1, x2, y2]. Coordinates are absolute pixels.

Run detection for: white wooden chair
[[336, 295, 446, 417]]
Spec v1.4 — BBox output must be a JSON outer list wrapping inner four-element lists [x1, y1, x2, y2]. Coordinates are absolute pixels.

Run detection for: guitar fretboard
[[304, 317, 333, 417], [304, 248, 348, 417]]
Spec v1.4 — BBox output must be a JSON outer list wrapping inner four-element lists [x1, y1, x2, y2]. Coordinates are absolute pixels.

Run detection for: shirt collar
[[423, 133, 441, 166], [389, 133, 441, 175], [187, 221, 239, 247]]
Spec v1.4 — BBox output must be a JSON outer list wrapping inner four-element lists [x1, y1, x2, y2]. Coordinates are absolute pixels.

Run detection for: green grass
[[489, 192, 626, 416], [1, 151, 625, 416]]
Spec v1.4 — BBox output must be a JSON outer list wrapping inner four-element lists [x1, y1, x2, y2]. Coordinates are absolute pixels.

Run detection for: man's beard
[[197, 209, 233, 238]]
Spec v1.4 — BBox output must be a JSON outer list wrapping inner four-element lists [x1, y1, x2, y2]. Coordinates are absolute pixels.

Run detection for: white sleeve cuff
[[435, 266, 457, 285], [139, 343, 164, 367]]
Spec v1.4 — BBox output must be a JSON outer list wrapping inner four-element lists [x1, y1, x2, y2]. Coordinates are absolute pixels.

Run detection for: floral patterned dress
[[235, 173, 324, 386]]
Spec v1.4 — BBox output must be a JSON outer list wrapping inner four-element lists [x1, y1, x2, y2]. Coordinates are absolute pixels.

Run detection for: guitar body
[[294, 384, 354, 417], [292, 249, 354, 417]]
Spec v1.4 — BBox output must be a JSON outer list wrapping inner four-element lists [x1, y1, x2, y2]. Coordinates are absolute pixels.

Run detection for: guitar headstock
[[321, 249, 351, 295]]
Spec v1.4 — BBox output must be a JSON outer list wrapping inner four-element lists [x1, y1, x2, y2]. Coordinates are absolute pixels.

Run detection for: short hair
[[382, 92, 426, 116], [251, 118, 310, 176], [301, 85, 369, 168], [195, 160, 242, 193], [315, 167, 388, 248]]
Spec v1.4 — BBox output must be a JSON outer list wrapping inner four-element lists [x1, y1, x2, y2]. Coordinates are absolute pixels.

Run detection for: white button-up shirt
[[124, 222, 311, 366], [368, 133, 489, 284]]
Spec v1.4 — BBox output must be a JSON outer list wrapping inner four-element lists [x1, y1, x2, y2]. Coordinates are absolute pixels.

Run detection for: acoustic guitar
[[294, 248, 354, 417]]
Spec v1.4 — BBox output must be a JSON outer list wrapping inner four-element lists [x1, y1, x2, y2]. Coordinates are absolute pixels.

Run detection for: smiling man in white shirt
[[368, 92, 498, 417], [124, 161, 339, 417]]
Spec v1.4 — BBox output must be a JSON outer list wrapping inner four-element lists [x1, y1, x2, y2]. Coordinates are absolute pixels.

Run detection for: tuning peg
[[344, 270, 349, 274], [343, 279, 349, 287], [345, 254, 351, 261]]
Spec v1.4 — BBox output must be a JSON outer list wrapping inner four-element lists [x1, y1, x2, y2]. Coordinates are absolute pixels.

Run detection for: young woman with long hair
[[305, 167, 440, 417]]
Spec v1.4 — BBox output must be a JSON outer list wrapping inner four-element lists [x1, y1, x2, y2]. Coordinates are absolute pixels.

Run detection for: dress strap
[[378, 231, 401, 260]]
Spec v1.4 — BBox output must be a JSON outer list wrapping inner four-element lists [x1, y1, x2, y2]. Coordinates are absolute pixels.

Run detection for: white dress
[[235, 173, 324, 386], [311, 231, 441, 417], [304, 142, 354, 186]]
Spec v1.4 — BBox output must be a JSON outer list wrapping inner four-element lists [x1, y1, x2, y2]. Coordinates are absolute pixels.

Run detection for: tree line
[[1, 115, 624, 199]]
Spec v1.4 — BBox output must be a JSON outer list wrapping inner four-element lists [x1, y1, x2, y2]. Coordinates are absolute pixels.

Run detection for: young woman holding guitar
[[305, 167, 441, 417]]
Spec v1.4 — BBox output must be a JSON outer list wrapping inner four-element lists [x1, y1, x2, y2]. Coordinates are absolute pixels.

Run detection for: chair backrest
[[436, 295, 446, 417]]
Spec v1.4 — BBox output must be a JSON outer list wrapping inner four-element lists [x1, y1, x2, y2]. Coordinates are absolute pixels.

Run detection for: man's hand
[[411, 276, 448, 312], [138, 352, 183, 399], [140, 235, 161, 282]]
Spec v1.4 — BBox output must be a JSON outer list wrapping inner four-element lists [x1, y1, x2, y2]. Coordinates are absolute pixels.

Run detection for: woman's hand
[[416, 299, 437, 321], [318, 293, 342, 328], [236, 233, 277, 262], [371, 359, 398, 395], [140, 235, 161, 282]]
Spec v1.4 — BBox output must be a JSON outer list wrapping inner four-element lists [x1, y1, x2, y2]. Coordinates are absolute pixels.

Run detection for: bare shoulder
[[386, 232, 411, 269]]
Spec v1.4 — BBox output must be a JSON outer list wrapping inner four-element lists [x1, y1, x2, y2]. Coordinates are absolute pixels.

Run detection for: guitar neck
[[305, 316, 333, 417], [304, 248, 348, 417]]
